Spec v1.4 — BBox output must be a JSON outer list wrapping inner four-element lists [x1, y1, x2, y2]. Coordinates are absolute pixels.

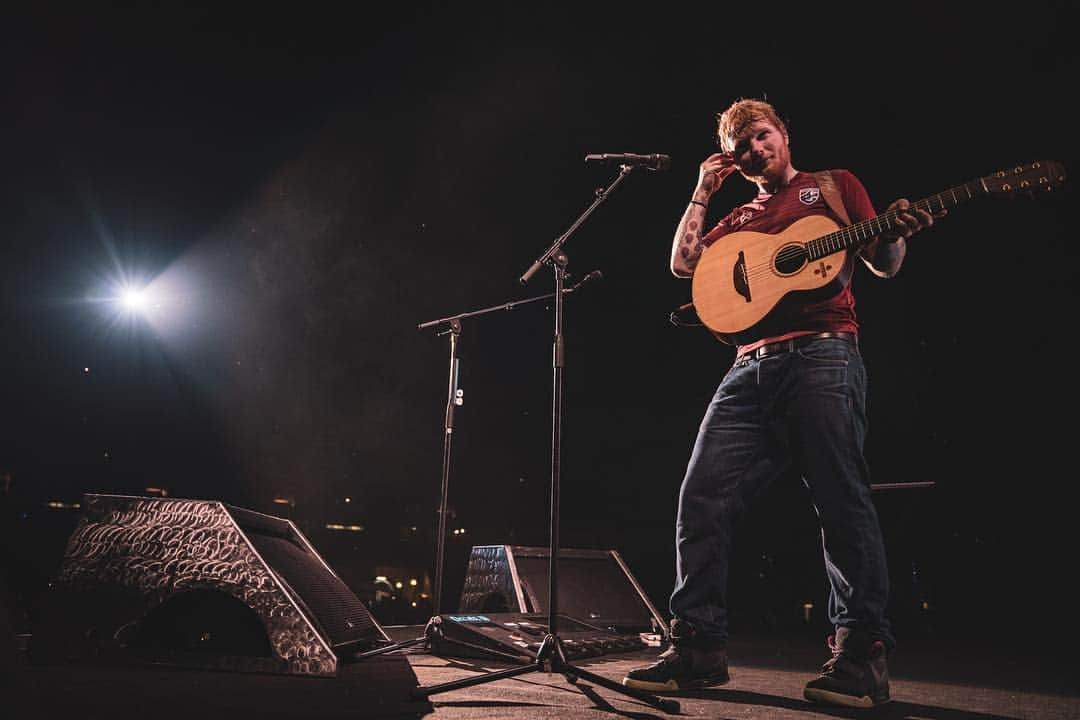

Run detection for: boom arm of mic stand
[[518, 164, 635, 285], [417, 279, 601, 331]]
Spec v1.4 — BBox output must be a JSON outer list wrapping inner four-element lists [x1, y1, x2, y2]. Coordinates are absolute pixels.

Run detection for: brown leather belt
[[734, 331, 857, 366]]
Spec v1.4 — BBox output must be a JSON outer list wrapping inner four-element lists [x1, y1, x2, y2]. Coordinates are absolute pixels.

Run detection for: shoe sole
[[623, 675, 730, 693], [803, 687, 890, 708]]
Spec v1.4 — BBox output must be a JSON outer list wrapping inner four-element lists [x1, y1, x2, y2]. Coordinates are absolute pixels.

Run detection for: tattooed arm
[[670, 152, 740, 278]]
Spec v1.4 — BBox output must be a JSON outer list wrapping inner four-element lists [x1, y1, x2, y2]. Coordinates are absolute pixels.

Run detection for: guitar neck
[[806, 178, 987, 261]]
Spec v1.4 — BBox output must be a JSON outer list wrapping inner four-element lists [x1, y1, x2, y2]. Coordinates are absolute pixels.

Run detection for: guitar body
[[692, 214, 850, 339]]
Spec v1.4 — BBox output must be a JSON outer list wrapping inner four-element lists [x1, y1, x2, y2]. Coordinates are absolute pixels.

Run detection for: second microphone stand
[[355, 273, 603, 661]]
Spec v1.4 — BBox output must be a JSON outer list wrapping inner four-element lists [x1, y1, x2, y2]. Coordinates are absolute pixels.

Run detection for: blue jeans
[[669, 336, 894, 650]]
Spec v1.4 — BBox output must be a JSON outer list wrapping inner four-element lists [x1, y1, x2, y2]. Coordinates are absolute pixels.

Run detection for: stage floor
[[8, 624, 1079, 719]]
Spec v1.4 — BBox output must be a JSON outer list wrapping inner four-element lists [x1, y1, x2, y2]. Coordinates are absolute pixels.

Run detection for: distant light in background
[[44, 501, 81, 510], [325, 523, 365, 532]]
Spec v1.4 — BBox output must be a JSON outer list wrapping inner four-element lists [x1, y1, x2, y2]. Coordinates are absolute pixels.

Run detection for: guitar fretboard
[[806, 179, 986, 261]]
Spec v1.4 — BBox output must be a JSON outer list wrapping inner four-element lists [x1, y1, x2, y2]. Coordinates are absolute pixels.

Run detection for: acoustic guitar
[[691, 160, 1067, 343]]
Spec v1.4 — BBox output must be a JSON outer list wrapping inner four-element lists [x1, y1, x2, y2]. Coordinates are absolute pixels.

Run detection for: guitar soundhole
[[773, 243, 809, 276]]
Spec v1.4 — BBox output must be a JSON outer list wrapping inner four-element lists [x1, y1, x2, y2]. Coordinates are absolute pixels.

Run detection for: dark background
[[3, 2, 1077, 655]]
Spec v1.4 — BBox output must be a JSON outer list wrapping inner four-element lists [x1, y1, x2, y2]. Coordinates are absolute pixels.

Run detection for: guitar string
[[736, 200, 937, 282], [736, 189, 1001, 281]]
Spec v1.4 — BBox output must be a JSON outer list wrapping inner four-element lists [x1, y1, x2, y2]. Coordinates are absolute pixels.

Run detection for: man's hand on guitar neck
[[862, 199, 946, 278], [879, 198, 944, 243]]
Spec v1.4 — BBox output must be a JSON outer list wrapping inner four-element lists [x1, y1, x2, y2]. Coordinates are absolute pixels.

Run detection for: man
[[623, 98, 943, 708]]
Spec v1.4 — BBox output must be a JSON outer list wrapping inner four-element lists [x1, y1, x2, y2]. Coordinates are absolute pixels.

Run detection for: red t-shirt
[[701, 169, 878, 349]]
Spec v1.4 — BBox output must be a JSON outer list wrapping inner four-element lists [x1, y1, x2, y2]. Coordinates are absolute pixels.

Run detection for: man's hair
[[715, 98, 788, 153]]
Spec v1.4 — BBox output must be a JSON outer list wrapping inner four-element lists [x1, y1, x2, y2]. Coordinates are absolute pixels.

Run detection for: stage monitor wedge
[[32, 494, 389, 677], [458, 545, 667, 635]]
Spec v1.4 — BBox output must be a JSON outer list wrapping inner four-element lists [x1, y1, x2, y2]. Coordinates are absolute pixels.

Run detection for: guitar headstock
[[982, 160, 1067, 198]]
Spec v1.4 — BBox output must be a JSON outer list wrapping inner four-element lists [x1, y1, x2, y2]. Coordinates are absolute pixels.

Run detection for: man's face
[[730, 119, 790, 185]]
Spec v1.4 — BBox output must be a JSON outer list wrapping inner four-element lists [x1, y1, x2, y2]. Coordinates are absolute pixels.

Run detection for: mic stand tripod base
[[410, 633, 680, 714]]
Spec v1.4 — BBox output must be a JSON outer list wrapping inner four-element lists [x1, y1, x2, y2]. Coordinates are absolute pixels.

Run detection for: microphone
[[567, 269, 603, 293], [584, 153, 671, 171]]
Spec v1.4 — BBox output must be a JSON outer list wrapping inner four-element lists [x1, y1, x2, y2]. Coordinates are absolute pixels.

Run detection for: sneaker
[[803, 627, 890, 708], [623, 620, 729, 693]]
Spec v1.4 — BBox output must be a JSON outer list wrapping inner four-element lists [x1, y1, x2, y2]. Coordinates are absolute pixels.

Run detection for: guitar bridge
[[733, 250, 751, 303]]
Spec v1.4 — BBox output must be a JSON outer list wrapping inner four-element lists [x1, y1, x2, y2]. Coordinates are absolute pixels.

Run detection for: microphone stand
[[353, 273, 603, 660], [412, 163, 680, 714]]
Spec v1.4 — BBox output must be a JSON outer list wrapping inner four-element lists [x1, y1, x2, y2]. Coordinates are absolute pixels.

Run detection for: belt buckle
[[758, 340, 785, 359], [741, 333, 836, 365], [759, 337, 801, 360]]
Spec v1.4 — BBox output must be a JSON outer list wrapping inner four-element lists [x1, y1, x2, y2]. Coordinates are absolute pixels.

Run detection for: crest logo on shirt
[[799, 187, 821, 205]]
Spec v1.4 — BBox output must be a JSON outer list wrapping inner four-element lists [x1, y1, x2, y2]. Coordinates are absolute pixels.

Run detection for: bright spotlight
[[119, 287, 148, 312], [90, 252, 207, 341]]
